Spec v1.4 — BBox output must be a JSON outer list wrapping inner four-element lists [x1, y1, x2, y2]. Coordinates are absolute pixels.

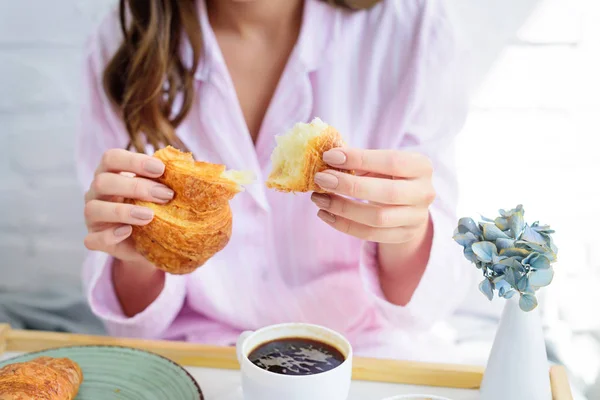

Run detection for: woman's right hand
[[83, 148, 174, 265]]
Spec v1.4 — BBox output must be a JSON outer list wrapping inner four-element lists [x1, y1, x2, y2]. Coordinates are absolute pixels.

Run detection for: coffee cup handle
[[236, 330, 254, 364]]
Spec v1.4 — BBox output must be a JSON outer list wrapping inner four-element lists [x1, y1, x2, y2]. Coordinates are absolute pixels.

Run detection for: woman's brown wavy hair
[[103, 0, 380, 153]]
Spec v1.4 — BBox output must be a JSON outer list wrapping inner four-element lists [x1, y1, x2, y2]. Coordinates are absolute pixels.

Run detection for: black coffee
[[248, 337, 345, 376]]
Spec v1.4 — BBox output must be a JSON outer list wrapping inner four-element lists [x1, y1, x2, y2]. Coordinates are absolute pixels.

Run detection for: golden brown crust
[[0, 357, 83, 400], [127, 146, 244, 274], [266, 126, 352, 193], [129, 203, 232, 274]]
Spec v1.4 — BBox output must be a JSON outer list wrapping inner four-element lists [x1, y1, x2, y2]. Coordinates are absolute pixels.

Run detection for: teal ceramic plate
[[0, 345, 203, 399]]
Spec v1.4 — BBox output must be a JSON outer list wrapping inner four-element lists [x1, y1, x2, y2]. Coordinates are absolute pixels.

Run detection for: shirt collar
[[192, 0, 340, 81]]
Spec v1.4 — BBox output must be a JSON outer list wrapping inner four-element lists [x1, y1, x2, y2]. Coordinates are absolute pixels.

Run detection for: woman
[[78, 0, 471, 360]]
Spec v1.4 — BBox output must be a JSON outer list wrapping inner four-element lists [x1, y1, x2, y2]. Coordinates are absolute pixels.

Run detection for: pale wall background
[[0, 0, 598, 398], [453, 2, 600, 399], [0, 1, 115, 291]]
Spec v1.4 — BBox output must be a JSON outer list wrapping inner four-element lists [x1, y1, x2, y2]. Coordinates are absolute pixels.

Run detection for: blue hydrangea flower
[[452, 205, 558, 312]]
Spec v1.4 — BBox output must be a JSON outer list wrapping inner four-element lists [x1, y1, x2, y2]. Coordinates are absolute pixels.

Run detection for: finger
[[84, 225, 132, 251], [84, 200, 155, 226], [322, 148, 433, 178], [314, 170, 436, 205], [316, 210, 418, 244], [311, 193, 427, 228], [85, 231, 149, 264], [95, 148, 165, 178], [88, 173, 174, 203]]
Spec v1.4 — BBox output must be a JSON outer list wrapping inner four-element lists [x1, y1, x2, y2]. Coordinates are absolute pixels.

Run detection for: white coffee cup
[[236, 322, 353, 400]]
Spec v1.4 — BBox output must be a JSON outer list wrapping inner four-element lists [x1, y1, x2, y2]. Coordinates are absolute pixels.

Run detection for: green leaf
[[517, 275, 535, 294], [464, 247, 478, 263], [496, 238, 515, 251], [498, 257, 522, 267], [497, 281, 512, 298], [499, 248, 530, 258], [458, 217, 481, 236], [453, 232, 478, 247], [482, 223, 510, 241], [495, 217, 509, 231], [516, 241, 550, 255], [491, 253, 504, 265], [472, 242, 498, 263], [503, 268, 519, 287], [517, 275, 529, 292], [532, 222, 555, 235], [521, 224, 546, 245], [531, 255, 551, 270], [523, 253, 551, 270], [499, 204, 523, 217], [530, 268, 554, 287], [479, 279, 494, 301], [519, 293, 538, 311], [545, 236, 558, 261], [492, 263, 507, 274], [509, 210, 525, 238]]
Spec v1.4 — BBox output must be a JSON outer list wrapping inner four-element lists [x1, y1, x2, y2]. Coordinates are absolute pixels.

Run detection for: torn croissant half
[[0, 356, 83, 400], [128, 146, 254, 275], [266, 117, 351, 193]]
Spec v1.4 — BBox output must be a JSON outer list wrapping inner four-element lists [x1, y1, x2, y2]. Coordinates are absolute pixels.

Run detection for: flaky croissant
[[128, 146, 253, 274], [0, 356, 83, 400], [266, 118, 352, 193]]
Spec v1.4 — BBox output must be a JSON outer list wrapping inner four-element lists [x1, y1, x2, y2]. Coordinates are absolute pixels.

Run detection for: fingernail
[[314, 172, 338, 189], [114, 225, 132, 237], [130, 206, 154, 220], [311, 193, 331, 208], [150, 185, 174, 200], [144, 159, 165, 175], [323, 150, 346, 165], [318, 210, 336, 224]]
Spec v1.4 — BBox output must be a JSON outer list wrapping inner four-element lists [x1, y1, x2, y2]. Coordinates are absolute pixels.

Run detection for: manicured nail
[[130, 206, 154, 220], [114, 225, 132, 237], [323, 150, 346, 165], [144, 159, 165, 175], [150, 185, 174, 200], [314, 172, 338, 189], [311, 193, 331, 208], [318, 210, 336, 224]]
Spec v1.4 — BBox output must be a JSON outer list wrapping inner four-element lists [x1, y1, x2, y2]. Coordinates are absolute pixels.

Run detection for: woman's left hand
[[311, 148, 435, 244]]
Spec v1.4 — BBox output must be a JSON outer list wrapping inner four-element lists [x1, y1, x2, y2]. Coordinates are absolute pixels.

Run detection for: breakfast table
[[0, 324, 573, 399]]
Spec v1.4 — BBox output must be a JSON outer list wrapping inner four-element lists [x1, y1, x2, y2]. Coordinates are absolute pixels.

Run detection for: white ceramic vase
[[480, 295, 552, 400]]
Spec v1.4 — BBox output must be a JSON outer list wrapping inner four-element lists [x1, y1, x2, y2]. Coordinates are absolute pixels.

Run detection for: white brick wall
[[455, 1, 600, 397], [0, 0, 115, 290]]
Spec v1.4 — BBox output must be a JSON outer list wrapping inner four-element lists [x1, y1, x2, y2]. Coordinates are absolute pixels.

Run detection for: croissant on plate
[[0, 356, 83, 400], [266, 117, 353, 193], [127, 146, 254, 275]]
